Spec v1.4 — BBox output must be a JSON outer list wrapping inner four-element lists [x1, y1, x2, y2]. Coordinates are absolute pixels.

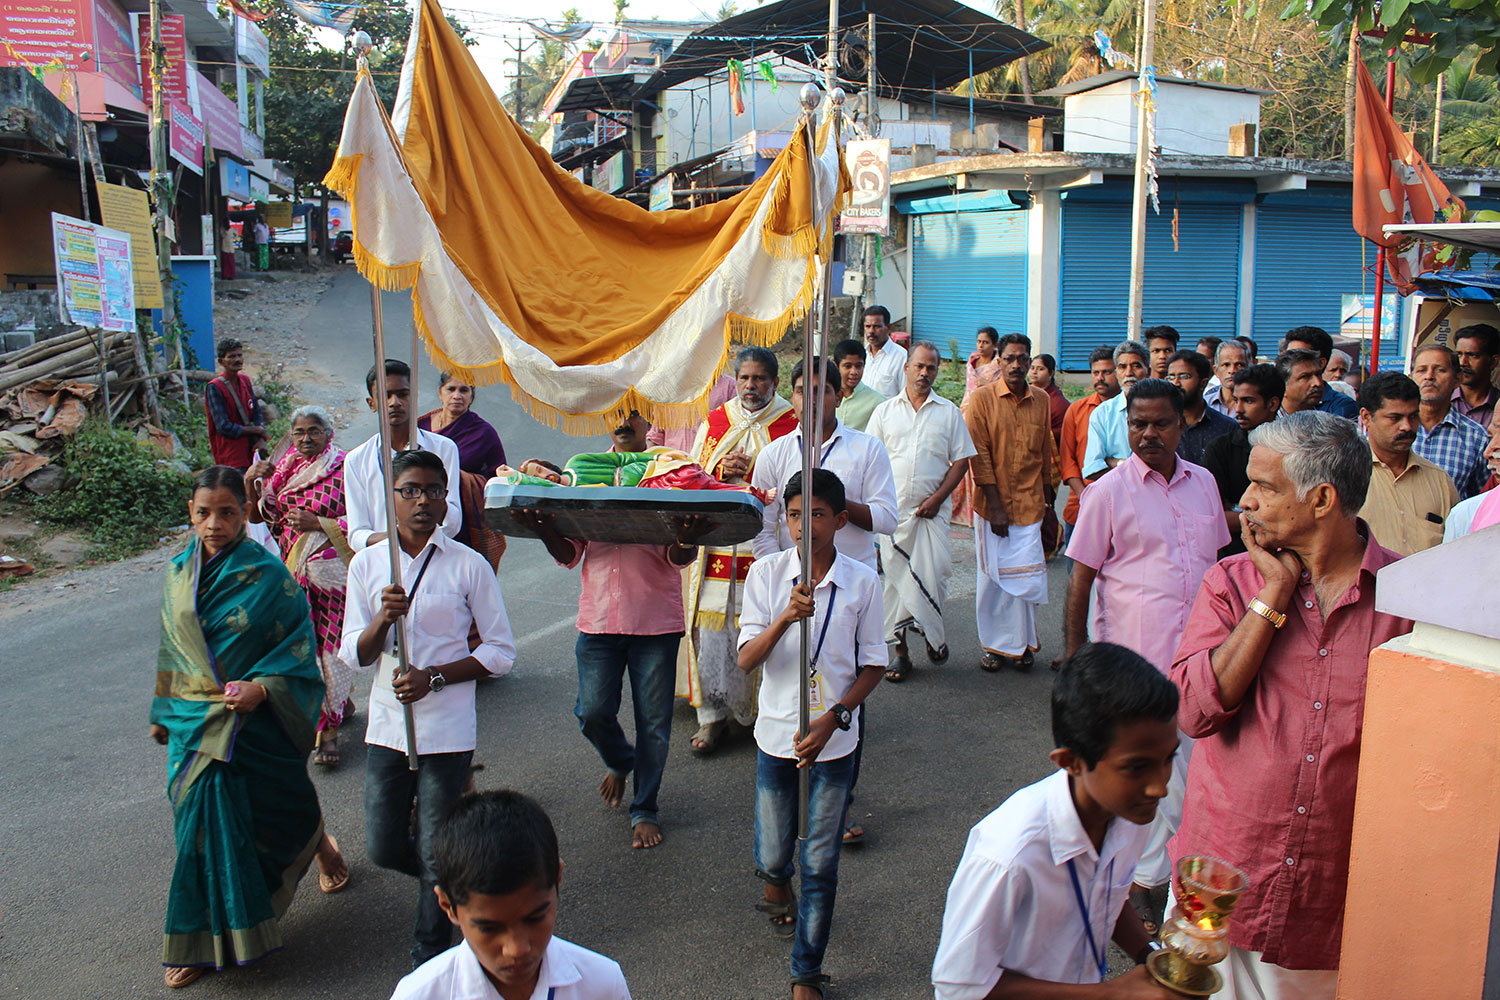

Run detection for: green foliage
[[505, 8, 585, 134], [1296, 0, 1500, 82], [38, 419, 191, 559], [261, 2, 473, 188]]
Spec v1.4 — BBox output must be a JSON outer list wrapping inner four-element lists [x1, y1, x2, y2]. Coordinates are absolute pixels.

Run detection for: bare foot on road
[[632, 821, 663, 849], [599, 772, 625, 808]]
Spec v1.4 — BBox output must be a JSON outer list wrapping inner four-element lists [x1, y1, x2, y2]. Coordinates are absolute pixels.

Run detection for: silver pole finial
[[799, 81, 822, 112]]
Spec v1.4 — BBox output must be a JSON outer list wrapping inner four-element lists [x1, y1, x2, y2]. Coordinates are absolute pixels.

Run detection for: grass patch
[[36, 418, 191, 560]]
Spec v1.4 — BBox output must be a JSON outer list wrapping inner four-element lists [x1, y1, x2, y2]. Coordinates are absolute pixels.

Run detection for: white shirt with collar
[[345, 428, 463, 550], [749, 420, 898, 570], [389, 936, 631, 1000], [931, 769, 1149, 1000], [738, 548, 885, 762], [865, 389, 977, 517], [341, 529, 516, 756], [861, 338, 908, 398]]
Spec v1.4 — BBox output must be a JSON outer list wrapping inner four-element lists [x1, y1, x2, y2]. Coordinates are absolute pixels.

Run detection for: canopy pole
[[353, 36, 420, 772], [1126, 0, 1157, 341], [372, 285, 421, 772]]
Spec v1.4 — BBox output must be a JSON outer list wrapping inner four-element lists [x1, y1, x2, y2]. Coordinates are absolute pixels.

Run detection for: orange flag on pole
[[1352, 59, 1464, 288]]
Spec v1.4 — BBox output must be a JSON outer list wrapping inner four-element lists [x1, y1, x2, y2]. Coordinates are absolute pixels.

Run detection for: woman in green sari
[[151, 466, 349, 988]]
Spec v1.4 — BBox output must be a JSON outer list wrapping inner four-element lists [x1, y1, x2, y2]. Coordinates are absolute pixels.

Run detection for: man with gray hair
[[679, 346, 799, 755], [1081, 340, 1151, 478], [1203, 339, 1249, 416], [1170, 410, 1411, 999]]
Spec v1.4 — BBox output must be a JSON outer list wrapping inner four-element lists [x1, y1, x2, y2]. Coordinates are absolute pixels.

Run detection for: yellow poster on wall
[[264, 201, 294, 228], [97, 183, 165, 309]]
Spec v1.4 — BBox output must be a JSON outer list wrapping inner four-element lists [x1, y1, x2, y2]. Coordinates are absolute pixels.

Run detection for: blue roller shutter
[[1058, 199, 1243, 369], [1254, 203, 1404, 368], [910, 209, 1028, 360]]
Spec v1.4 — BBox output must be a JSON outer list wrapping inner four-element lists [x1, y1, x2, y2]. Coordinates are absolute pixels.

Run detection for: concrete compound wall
[[0, 290, 66, 339]]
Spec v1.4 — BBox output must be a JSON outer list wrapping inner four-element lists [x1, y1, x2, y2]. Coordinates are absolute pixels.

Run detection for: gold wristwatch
[[1248, 597, 1287, 629]]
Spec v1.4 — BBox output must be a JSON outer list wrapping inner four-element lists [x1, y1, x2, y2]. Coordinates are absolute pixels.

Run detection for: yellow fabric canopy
[[324, 0, 849, 433]]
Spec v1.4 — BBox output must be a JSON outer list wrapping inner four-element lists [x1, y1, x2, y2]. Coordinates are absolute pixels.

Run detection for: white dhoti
[[880, 513, 952, 651], [688, 623, 757, 726], [1135, 732, 1193, 886], [973, 520, 1048, 657]]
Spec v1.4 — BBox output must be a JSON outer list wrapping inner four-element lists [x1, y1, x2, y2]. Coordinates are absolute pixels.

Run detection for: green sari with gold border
[[151, 531, 327, 970]]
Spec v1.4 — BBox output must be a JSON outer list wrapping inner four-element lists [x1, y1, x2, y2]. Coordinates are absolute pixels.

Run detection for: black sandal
[[885, 655, 913, 683], [925, 641, 949, 665], [791, 974, 831, 997], [756, 894, 796, 937]]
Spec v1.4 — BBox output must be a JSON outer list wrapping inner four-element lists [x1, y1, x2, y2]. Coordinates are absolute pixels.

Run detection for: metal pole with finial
[[354, 31, 420, 771], [795, 80, 844, 841]]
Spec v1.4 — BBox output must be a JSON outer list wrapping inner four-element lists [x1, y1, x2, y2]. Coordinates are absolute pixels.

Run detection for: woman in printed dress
[[245, 404, 356, 767]]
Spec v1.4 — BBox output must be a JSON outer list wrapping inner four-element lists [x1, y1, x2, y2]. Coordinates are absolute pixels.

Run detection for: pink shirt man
[[564, 539, 686, 635], [1065, 453, 1229, 670], [1170, 528, 1409, 968]]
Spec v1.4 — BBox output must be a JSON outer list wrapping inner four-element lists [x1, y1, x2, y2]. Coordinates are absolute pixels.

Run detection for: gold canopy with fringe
[[324, 0, 850, 434]]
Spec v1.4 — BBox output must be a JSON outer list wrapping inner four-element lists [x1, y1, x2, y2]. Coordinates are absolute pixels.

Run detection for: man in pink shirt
[[1063, 377, 1229, 917], [525, 413, 705, 850], [1170, 411, 1411, 999]]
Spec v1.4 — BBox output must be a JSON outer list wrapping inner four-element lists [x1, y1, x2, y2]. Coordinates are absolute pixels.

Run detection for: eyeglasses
[[395, 485, 447, 500]]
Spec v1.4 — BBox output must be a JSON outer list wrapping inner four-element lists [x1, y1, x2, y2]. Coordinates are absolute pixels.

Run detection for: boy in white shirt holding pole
[[931, 643, 1179, 1000], [738, 468, 885, 1000], [341, 449, 517, 969]]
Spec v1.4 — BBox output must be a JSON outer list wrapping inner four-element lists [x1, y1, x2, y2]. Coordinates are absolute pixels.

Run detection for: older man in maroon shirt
[[1170, 410, 1412, 999]]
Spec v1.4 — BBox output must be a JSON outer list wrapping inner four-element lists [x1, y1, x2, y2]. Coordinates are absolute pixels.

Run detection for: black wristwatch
[[426, 669, 447, 694], [830, 703, 853, 731]]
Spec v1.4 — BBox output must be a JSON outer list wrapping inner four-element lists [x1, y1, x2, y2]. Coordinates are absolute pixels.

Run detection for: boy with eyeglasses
[[341, 449, 517, 969]]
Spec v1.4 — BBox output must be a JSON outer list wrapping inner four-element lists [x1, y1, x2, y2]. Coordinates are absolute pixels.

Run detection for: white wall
[[655, 64, 811, 169], [1064, 80, 1260, 156]]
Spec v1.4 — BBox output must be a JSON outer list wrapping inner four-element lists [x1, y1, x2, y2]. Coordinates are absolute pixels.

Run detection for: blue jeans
[[844, 706, 865, 826], [574, 631, 681, 827], [755, 748, 856, 979], [364, 745, 473, 967]]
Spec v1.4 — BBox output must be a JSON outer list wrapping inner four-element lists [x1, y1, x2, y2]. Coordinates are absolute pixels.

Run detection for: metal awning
[[1385, 222, 1500, 257], [651, 0, 1048, 99], [546, 72, 656, 116]]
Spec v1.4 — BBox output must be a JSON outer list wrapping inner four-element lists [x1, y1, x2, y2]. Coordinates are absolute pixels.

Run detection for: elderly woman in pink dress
[[246, 404, 356, 767], [952, 326, 1004, 524]]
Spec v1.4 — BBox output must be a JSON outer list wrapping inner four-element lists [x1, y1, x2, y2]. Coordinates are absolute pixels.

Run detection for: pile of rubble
[[0, 326, 155, 499]]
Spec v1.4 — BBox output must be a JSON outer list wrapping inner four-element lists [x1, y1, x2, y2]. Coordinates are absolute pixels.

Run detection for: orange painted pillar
[[1338, 527, 1500, 1000]]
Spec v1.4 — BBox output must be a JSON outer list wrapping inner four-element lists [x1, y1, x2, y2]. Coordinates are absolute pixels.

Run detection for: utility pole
[[855, 11, 876, 337], [509, 34, 535, 123], [1124, 0, 1156, 342], [141, 0, 171, 424]]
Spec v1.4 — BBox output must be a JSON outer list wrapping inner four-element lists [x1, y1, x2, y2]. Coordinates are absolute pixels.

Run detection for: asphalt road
[[0, 269, 1078, 999]]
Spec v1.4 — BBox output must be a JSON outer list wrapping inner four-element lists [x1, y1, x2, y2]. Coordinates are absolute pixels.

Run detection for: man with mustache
[[1064, 378, 1228, 916], [1356, 372, 1458, 556], [1171, 411, 1411, 999], [1275, 349, 1327, 416], [1411, 344, 1490, 499], [1452, 323, 1499, 431], [865, 342, 977, 682], [1081, 341, 1151, 479]]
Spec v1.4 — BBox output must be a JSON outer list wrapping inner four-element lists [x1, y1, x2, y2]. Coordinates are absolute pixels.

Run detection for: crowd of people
[[163, 312, 1500, 999]]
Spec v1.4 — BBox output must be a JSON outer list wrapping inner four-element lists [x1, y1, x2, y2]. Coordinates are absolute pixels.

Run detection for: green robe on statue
[[151, 531, 327, 970]]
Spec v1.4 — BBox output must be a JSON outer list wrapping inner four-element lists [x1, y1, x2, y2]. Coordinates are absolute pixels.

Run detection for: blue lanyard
[[1066, 857, 1113, 980], [796, 431, 841, 465], [807, 583, 838, 678]]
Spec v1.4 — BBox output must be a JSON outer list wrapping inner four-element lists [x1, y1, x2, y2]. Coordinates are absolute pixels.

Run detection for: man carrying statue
[[677, 346, 799, 756]]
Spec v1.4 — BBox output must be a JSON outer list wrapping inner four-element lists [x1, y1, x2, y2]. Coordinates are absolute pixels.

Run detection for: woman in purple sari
[[245, 405, 356, 767], [418, 374, 507, 570]]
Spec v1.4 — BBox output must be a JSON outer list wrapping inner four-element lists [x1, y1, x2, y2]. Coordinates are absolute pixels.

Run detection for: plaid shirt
[[1414, 408, 1490, 499]]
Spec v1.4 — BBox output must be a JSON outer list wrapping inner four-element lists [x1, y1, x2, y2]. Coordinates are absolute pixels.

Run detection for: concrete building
[[887, 75, 1500, 365]]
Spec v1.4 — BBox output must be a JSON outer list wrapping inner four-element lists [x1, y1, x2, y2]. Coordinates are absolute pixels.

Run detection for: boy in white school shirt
[[931, 643, 1180, 1000], [341, 449, 517, 969], [390, 790, 631, 1000], [345, 359, 462, 550], [738, 469, 885, 1000]]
